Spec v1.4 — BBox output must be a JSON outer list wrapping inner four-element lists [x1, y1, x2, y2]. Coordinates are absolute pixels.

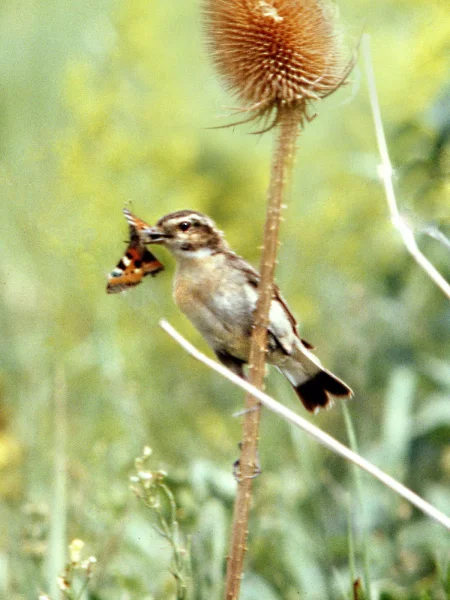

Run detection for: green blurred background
[[1, 0, 449, 598]]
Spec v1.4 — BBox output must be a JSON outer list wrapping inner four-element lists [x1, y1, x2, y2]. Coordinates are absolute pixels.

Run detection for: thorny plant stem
[[223, 108, 300, 600], [160, 319, 450, 531], [362, 34, 450, 301]]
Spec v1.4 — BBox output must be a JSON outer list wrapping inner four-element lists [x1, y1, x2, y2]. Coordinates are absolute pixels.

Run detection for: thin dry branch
[[160, 319, 450, 532], [362, 34, 450, 301]]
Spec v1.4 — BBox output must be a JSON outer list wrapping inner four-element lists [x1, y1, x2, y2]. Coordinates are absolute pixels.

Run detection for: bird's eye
[[179, 221, 191, 232]]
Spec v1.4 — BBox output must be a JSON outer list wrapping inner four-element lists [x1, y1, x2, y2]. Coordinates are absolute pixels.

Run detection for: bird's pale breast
[[173, 254, 253, 359]]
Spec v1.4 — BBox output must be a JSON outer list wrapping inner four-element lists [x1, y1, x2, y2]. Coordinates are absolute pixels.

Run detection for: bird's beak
[[142, 226, 171, 244]]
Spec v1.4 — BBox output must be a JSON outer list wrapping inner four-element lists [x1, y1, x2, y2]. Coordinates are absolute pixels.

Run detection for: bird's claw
[[233, 442, 262, 482]]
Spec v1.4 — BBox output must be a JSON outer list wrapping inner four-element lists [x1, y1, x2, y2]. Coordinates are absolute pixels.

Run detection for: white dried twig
[[160, 319, 450, 531], [362, 34, 450, 300]]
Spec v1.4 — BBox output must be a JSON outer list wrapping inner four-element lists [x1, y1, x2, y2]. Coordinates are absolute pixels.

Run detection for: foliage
[[0, 0, 449, 599], [39, 539, 97, 600], [130, 446, 192, 599]]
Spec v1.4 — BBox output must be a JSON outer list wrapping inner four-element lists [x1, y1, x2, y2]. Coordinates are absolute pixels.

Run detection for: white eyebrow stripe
[[122, 256, 131, 266], [165, 214, 215, 228]]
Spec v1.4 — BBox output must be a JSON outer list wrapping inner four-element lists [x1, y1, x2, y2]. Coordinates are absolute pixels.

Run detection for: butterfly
[[106, 208, 164, 294]]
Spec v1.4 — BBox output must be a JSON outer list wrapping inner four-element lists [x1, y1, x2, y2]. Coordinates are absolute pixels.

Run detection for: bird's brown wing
[[224, 251, 314, 350]]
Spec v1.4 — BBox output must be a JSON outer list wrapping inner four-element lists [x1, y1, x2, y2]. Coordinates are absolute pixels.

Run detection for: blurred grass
[[1, 0, 449, 598], [343, 403, 371, 599]]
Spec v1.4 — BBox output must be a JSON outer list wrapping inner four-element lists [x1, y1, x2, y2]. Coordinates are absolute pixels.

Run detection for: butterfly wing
[[123, 208, 152, 241], [106, 245, 164, 294], [106, 209, 164, 294]]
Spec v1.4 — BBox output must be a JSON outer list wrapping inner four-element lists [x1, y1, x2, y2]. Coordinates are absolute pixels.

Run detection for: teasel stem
[[225, 106, 300, 600]]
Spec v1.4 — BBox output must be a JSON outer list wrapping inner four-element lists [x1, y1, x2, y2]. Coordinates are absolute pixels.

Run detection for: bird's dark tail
[[293, 370, 352, 413]]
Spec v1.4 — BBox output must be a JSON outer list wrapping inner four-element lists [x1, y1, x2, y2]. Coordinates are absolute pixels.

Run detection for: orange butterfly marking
[[106, 208, 164, 294]]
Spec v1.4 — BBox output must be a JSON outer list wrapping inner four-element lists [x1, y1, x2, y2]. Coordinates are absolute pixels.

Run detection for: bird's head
[[143, 210, 227, 258]]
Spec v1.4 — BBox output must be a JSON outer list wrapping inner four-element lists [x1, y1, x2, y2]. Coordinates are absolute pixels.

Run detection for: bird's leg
[[215, 350, 246, 378]]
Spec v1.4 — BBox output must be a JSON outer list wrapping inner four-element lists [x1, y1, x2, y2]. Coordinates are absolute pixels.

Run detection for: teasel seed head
[[204, 0, 352, 130]]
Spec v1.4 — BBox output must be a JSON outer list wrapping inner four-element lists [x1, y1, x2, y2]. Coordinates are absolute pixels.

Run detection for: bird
[[141, 210, 353, 412]]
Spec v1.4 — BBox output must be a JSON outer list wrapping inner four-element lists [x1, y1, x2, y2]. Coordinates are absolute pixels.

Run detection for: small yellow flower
[[57, 576, 70, 591], [69, 538, 85, 564], [142, 446, 152, 457]]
